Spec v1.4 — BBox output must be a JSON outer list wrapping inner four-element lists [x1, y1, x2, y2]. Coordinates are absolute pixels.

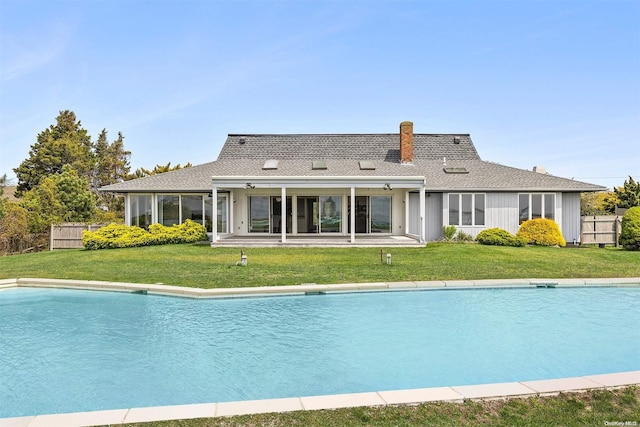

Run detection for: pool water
[[1, 286, 638, 417]]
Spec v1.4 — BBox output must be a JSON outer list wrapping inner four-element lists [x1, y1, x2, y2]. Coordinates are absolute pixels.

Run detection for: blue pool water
[[1, 286, 638, 417]]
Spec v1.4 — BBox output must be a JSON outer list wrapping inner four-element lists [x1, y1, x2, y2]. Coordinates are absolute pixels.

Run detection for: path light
[[386, 253, 392, 264]]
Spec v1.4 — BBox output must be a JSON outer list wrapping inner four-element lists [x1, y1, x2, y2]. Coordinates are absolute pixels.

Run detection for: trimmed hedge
[[619, 206, 640, 251], [516, 218, 566, 247], [476, 228, 526, 247], [82, 220, 208, 250]]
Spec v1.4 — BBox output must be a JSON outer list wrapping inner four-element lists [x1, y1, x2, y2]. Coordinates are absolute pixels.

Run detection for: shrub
[[516, 218, 566, 247], [454, 230, 474, 242], [619, 206, 640, 250], [82, 220, 208, 250], [477, 228, 526, 247], [442, 225, 457, 241]]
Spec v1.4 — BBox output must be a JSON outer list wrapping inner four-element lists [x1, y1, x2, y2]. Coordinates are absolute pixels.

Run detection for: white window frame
[[448, 193, 485, 226], [518, 193, 555, 224]]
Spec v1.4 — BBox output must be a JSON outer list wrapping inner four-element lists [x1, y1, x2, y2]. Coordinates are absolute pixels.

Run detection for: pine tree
[[13, 110, 94, 196]]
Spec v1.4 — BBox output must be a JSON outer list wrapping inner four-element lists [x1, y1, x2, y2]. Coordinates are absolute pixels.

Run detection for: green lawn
[[0, 243, 639, 287], [115, 387, 640, 427]]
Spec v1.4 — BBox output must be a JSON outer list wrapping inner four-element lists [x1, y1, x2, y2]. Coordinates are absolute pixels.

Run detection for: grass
[[113, 387, 640, 426], [0, 242, 639, 287]]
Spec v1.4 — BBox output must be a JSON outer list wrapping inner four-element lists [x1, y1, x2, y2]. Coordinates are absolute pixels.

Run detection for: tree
[[127, 162, 192, 180], [0, 202, 30, 254], [94, 130, 131, 214], [0, 174, 7, 219], [14, 110, 94, 196], [614, 176, 640, 209], [20, 165, 95, 234], [580, 191, 612, 216]]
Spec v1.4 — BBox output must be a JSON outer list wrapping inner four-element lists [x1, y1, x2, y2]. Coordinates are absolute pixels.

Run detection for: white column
[[229, 190, 234, 235], [212, 187, 218, 244], [419, 183, 426, 244], [350, 186, 356, 243], [281, 187, 287, 243]]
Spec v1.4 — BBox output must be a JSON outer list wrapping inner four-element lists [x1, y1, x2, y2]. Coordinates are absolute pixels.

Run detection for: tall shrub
[[619, 206, 640, 251]]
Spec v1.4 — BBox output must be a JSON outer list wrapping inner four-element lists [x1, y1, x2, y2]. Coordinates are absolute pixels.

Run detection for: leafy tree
[[580, 192, 612, 216], [20, 165, 95, 234], [14, 110, 94, 196], [0, 202, 30, 254], [127, 162, 192, 180], [0, 174, 6, 219]]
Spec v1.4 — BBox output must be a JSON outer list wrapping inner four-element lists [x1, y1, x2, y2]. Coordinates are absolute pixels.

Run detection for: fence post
[[615, 216, 621, 248]]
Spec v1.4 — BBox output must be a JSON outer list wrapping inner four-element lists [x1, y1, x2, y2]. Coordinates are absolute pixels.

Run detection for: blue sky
[[1, 0, 638, 190]]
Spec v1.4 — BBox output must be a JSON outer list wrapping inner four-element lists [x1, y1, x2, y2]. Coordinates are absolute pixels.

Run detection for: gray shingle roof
[[100, 133, 606, 193]]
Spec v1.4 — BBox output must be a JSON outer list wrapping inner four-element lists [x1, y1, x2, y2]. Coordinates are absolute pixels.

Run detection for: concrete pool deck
[[1, 277, 639, 427]]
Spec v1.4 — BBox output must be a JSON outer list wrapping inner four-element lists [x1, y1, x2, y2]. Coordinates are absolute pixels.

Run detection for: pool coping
[[1, 277, 639, 427]]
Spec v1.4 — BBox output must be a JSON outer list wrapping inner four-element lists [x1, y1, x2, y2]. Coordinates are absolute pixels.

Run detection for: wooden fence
[[580, 215, 622, 246], [50, 223, 107, 250]]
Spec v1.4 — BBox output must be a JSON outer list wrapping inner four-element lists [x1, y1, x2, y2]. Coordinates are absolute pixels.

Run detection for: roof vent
[[443, 167, 469, 174], [359, 160, 376, 170], [312, 160, 327, 170], [453, 136, 461, 144], [263, 159, 278, 170], [239, 137, 246, 145], [533, 165, 547, 174]]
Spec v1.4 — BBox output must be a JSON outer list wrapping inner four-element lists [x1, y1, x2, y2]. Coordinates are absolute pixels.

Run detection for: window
[[519, 193, 555, 224], [249, 196, 269, 233], [157, 195, 180, 226], [320, 196, 342, 233], [448, 193, 485, 226], [129, 195, 152, 229], [370, 196, 392, 233], [182, 195, 203, 224], [205, 193, 229, 233]]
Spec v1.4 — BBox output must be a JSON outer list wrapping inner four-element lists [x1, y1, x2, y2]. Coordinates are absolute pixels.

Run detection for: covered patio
[[210, 234, 423, 248]]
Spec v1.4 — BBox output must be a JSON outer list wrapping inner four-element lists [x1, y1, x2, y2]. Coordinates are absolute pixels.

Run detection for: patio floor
[[211, 234, 423, 247]]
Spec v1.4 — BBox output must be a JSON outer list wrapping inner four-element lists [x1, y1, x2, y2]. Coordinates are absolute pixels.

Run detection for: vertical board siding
[[485, 193, 519, 235], [562, 193, 580, 244], [425, 193, 443, 241]]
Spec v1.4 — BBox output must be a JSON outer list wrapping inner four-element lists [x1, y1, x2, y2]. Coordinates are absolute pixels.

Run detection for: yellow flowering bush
[[82, 219, 208, 250], [516, 218, 566, 247]]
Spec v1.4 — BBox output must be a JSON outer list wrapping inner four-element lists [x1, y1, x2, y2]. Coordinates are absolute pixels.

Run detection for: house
[[101, 121, 605, 246]]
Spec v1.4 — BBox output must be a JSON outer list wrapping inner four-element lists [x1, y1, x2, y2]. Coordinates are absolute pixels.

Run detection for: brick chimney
[[400, 121, 414, 164]]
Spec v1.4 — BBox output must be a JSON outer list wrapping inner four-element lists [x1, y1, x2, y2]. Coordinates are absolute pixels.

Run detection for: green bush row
[[82, 220, 208, 250]]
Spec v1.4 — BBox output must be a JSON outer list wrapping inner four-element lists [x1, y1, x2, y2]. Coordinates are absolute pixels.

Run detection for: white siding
[[426, 193, 443, 241], [562, 192, 581, 244], [485, 193, 520, 235], [407, 192, 420, 236]]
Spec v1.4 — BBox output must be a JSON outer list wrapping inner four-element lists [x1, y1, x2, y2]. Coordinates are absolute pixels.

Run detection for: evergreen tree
[[0, 174, 7, 219], [14, 110, 94, 196], [614, 176, 640, 209], [127, 162, 191, 180]]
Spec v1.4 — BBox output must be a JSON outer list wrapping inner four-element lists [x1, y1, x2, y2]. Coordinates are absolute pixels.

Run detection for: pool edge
[[2, 371, 639, 427]]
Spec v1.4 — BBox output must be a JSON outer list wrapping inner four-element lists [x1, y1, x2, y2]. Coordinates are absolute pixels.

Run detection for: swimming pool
[[1, 286, 638, 417]]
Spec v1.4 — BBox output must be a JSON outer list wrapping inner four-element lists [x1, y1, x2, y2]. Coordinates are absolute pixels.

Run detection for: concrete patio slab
[[124, 403, 217, 423], [216, 397, 303, 417], [584, 371, 640, 387], [452, 382, 537, 399], [26, 409, 128, 427], [378, 386, 464, 404], [521, 376, 603, 394], [301, 392, 386, 411]]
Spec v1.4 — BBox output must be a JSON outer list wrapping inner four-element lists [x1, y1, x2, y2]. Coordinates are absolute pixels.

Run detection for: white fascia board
[[212, 176, 426, 189]]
